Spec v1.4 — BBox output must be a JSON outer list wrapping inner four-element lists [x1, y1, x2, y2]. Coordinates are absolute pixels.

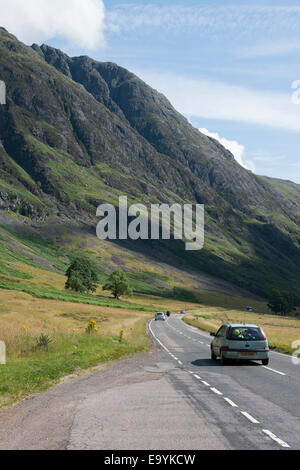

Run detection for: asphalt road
[[0, 314, 299, 450], [150, 314, 300, 450]]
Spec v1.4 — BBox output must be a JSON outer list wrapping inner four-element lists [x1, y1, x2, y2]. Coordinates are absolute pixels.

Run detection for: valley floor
[[1, 316, 298, 450], [0, 285, 299, 408]]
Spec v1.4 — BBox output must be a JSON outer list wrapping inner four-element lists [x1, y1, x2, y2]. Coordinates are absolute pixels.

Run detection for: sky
[[1, 0, 300, 183]]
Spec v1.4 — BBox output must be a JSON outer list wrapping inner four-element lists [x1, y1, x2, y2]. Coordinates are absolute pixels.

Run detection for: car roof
[[224, 323, 259, 328]]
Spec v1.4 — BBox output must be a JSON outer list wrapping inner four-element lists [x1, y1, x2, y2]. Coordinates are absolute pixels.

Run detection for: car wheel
[[262, 359, 269, 366], [220, 353, 228, 365], [211, 349, 217, 361]]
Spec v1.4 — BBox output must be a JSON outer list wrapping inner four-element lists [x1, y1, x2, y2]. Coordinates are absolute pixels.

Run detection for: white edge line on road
[[241, 411, 260, 424], [262, 429, 290, 448], [211, 387, 223, 396], [224, 397, 238, 408], [148, 321, 171, 355], [262, 366, 286, 376], [201, 381, 210, 386], [194, 374, 201, 380]]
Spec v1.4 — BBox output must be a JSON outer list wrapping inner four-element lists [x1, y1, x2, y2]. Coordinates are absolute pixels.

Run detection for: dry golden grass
[[0, 285, 157, 408], [0, 255, 203, 361], [0, 284, 202, 355], [3, 253, 300, 359], [0, 289, 154, 357]]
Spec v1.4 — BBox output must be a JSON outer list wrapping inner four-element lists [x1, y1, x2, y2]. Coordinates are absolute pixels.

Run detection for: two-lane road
[[150, 314, 300, 450], [1, 313, 299, 450]]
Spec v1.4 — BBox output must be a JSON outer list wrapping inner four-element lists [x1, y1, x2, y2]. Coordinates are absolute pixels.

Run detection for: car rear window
[[228, 327, 265, 341]]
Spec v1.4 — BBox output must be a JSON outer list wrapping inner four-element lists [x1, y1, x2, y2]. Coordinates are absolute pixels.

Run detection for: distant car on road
[[155, 312, 166, 321], [210, 323, 269, 366], [180, 310, 186, 315]]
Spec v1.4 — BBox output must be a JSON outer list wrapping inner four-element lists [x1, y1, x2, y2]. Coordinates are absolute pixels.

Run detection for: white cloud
[[199, 128, 255, 172], [134, 70, 300, 133], [0, 0, 106, 50]]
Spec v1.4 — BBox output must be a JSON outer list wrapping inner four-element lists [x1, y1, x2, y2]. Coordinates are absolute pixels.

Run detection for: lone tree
[[267, 290, 295, 316], [103, 269, 132, 300], [65, 254, 99, 294]]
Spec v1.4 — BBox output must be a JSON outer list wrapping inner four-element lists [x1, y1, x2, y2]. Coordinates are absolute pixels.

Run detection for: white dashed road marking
[[241, 412, 260, 424], [262, 366, 286, 376], [211, 387, 223, 396], [201, 381, 210, 387], [262, 430, 290, 448], [149, 319, 291, 449], [224, 398, 238, 408]]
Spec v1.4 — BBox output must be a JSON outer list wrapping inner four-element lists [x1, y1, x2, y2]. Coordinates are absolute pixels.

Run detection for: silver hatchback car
[[210, 323, 269, 366], [155, 312, 166, 321]]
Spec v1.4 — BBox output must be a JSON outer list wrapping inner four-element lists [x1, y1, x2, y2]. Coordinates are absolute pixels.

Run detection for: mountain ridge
[[0, 27, 299, 300]]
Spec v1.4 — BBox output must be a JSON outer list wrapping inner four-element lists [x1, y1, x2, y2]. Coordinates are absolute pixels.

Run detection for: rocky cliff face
[[0, 27, 299, 298]]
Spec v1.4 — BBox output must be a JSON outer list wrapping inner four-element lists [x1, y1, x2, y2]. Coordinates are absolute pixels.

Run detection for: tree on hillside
[[267, 290, 295, 316], [103, 270, 133, 300], [65, 255, 99, 294]]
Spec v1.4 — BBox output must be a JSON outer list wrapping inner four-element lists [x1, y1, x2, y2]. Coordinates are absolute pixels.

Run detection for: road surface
[[0, 314, 299, 450], [150, 314, 300, 450]]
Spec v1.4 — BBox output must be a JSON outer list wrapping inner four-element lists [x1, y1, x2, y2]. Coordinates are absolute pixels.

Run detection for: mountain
[[0, 27, 299, 301]]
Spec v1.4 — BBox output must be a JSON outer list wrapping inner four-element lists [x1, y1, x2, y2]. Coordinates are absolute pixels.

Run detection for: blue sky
[[2, 0, 300, 183]]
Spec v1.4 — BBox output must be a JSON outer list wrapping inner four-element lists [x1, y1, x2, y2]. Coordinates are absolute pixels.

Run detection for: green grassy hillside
[[0, 27, 299, 301]]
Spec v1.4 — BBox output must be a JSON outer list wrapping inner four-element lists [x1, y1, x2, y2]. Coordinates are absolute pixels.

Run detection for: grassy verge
[[0, 298, 152, 407], [184, 307, 300, 355], [0, 285, 203, 408], [0, 333, 149, 408]]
